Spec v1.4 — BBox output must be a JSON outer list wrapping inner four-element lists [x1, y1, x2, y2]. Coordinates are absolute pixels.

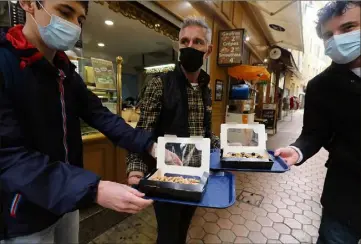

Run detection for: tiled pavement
[[90, 110, 328, 244]]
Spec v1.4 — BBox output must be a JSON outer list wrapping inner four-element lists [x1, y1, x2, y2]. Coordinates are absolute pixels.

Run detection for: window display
[[69, 56, 122, 136]]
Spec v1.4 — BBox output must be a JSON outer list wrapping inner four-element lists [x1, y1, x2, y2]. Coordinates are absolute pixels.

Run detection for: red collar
[[6, 25, 69, 69]]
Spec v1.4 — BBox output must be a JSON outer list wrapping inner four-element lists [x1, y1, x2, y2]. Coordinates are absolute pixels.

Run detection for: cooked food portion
[[225, 152, 264, 159], [152, 176, 200, 185]]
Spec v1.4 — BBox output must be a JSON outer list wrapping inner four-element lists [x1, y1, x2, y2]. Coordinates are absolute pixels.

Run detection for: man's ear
[[19, 1, 36, 15], [205, 44, 213, 59]]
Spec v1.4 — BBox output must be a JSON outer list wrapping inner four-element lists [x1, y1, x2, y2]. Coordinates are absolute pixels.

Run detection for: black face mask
[[179, 47, 205, 72]]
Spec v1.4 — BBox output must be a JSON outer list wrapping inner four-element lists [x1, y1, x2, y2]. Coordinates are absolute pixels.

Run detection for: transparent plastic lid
[[220, 123, 267, 154], [156, 135, 210, 176]]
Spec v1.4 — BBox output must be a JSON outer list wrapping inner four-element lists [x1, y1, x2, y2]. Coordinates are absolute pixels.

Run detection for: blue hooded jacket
[[0, 26, 153, 239]]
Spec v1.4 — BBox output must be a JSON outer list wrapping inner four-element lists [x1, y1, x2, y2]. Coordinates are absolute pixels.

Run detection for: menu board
[[217, 29, 245, 66], [262, 104, 277, 130], [91, 58, 116, 89]]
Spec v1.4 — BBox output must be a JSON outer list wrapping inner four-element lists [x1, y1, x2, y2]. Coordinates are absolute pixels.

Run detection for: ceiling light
[[269, 24, 285, 32], [264, 59, 268, 63], [105, 20, 114, 26], [144, 64, 175, 74], [245, 36, 250, 42], [97, 43, 105, 47], [144, 64, 175, 70], [183, 2, 192, 8], [11, 1, 17, 3], [155, 24, 160, 27]]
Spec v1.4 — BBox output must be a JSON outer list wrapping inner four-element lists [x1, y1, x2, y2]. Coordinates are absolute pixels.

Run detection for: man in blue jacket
[[0, 1, 180, 243]]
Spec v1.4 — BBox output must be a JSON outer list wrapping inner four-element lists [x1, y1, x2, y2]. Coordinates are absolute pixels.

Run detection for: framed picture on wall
[[215, 79, 224, 101]]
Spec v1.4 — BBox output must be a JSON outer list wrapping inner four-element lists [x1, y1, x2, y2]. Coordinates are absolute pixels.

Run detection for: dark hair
[[316, 1, 361, 38], [36, 1, 89, 15]]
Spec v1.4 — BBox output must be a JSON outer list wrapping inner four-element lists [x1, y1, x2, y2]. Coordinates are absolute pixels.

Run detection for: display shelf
[[68, 56, 123, 136]]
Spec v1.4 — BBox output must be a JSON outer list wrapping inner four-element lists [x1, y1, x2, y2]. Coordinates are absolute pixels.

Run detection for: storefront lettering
[[223, 41, 240, 47], [221, 32, 241, 37], [219, 53, 241, 58]]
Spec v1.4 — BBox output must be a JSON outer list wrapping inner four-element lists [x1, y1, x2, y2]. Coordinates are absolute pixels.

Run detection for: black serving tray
[[138, 170, 209, 202]]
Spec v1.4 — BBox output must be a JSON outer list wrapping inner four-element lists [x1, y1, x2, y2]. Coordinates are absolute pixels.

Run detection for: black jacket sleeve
[[291, 78, 333, 164], [75, 74, 154, 153], [0, 72, 100, 216]]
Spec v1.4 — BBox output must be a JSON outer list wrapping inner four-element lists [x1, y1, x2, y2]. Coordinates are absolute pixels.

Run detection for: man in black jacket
[[275, 2, 360, 243], [127, 16, 220, 244]]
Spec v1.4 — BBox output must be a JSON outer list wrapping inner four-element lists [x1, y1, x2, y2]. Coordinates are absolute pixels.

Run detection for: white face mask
[[324, 30, 361, 64], [31, 1, 81, 51]]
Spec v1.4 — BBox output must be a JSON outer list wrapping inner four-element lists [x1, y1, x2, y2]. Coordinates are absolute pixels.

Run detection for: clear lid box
[[220, 123, 274, 170], [139, 135, 211, 202]]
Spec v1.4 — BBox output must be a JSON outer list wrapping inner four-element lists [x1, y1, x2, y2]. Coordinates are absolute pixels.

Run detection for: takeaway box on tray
[[220, 123, 274, 170], [139, 135, 211, 202]]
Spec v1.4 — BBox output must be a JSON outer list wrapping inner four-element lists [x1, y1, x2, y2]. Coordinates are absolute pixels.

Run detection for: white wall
[[300, 1, 331, 84]]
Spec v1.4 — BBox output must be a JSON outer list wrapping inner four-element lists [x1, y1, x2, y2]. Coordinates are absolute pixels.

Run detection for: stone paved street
[[90, 110, 328, 244]]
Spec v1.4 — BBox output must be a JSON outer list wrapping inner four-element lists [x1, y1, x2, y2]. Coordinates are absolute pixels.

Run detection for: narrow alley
[[90, 111, 328, 244]]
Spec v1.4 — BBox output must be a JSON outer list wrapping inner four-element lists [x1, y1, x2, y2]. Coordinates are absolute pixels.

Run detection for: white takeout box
[[151, 135, 211, 179], [220, 123, 269, 160]]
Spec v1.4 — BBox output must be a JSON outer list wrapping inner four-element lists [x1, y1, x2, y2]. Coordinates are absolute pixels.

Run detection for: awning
[[246, 1, 304, 52], [228, 65, 271, 81], [280, 47, 303, 79]]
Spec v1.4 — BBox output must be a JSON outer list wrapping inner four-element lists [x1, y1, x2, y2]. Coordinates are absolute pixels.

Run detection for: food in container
[[220, 123, 274, 170], [224, 152, 264, 159], [152, 176, 200, 184], [139, 136, 210, 202]]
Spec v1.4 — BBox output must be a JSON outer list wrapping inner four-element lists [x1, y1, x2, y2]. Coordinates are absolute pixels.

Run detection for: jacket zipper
[[58, 69, 69, 164]]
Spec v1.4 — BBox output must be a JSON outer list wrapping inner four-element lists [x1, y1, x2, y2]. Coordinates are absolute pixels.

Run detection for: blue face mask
[[32, 2, 81, 51], [324, 29, 361, 64]]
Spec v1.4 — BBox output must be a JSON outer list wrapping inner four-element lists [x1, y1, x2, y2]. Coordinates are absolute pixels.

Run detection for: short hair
[[315, 1, 361, 38], [36, 1, 89, 15], [180, 16, 212, 43]]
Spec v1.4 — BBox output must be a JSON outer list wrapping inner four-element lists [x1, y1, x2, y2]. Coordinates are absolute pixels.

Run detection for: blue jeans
[[317, 211, 360, 244], [0, 210, 79, 244]]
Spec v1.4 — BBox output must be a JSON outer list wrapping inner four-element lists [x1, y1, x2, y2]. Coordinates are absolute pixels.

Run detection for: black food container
[[220, 150, 274, 170], [138, 170, 209, 202]]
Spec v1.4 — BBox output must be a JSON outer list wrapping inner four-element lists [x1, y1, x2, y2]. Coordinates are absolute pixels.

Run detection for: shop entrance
[[68, 2, 181, 183], [79, 2, 180, 128]]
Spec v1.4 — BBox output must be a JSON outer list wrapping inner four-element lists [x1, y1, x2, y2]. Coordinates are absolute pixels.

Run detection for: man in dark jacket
[[127, 16, 220, 244], [0, 1, 165, 242], [275, 2, 360, 243]]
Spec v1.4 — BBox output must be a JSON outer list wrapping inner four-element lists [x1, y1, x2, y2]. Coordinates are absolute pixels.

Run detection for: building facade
[[301, 1, 331, 82], [292, 1, 331, 93], [279, 1, 330, 111]]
